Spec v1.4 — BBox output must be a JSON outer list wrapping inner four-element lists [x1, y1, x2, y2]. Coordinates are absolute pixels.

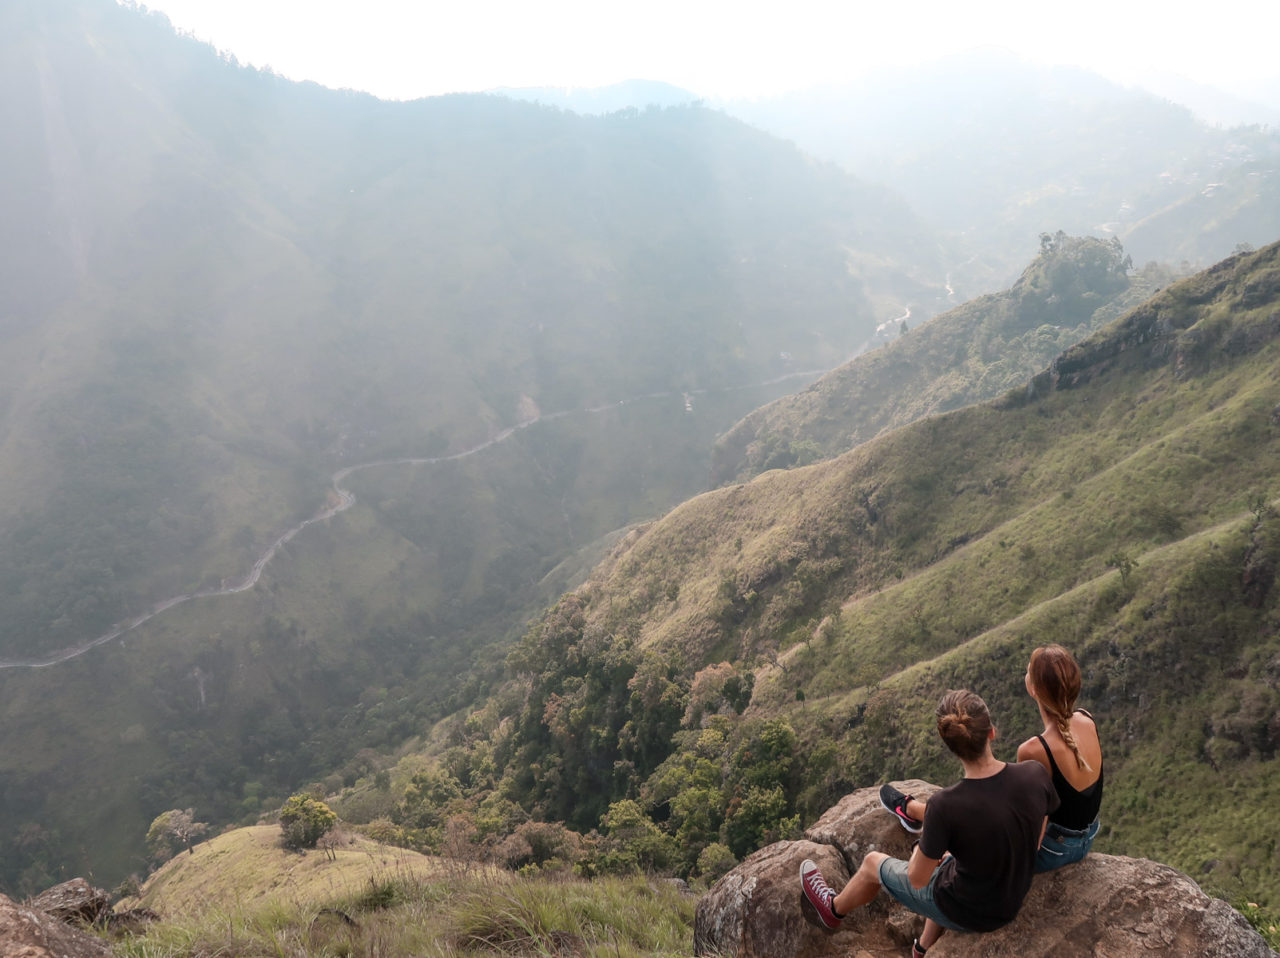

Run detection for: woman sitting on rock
[[800, 689, 1057, 957], [881, 644, 1103, 873]]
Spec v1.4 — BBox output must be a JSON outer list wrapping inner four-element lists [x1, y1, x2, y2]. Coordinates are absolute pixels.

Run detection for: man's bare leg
[[832, 851, 890, 914], [919, 918, 946, 949]]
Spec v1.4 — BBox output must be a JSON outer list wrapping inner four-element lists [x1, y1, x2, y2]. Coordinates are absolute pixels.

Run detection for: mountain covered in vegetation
[[0, 0, 949, 892], [711, 232, 1166, 484], [332, 243, 1280, 909]]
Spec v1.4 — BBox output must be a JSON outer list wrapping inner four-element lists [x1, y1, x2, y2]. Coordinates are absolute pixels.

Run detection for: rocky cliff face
[[694, 781, 1277, 957], [0, 884, 111, 958]]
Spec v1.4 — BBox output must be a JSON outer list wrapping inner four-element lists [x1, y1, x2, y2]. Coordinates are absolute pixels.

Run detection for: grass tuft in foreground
[[109, 867, 696, 958]]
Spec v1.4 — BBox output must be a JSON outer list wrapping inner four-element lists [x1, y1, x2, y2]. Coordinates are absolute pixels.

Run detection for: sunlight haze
[[127, 0, 1280, 101]]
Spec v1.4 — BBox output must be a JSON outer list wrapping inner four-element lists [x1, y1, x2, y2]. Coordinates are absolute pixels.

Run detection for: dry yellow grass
[[119, 825, 457, 920]]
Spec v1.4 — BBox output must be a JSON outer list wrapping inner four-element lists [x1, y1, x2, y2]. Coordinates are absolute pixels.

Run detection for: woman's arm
[[1017, 736, 1051, 776]]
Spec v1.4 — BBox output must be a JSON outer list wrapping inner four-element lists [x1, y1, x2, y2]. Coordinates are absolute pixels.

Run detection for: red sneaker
[[799, 858, 842, 929]]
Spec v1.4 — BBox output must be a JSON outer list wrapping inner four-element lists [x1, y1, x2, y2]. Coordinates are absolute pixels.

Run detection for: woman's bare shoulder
[[1016, 736, 1047, 763]]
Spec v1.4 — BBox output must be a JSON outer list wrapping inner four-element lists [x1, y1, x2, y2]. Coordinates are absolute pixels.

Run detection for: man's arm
[[907, 842, 943, 889]]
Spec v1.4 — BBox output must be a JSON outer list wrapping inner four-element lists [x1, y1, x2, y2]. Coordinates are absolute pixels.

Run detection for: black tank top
[[1035, 710, 1103, 830]]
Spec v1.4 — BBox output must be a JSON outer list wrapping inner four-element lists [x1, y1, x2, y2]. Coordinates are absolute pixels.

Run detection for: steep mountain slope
[[395, 243, 1280, 904], [711, 233, 1165, 484], [0, 0, 949, 892], [0, 0, 945, 661]]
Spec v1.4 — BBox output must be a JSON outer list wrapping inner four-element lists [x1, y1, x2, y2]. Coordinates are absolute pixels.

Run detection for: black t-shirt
[[918, 762, 1058, 932]]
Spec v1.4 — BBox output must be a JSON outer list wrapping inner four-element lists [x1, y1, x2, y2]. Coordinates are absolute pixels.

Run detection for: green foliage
[[498, 596, 691, 831], [1235, 900, 1280, 950], [278, 795, 337, 850], [713, 234, 1151, 484], [362, 819, 407, 847], [490, 820, 584, 873], [695, 842, 738, 882], [393, 769, 463, 830], [593, 800, 680, 875], [723, 785, 800, 859], [1106, 551, 1138, 589], [730, 718, 798, 791]]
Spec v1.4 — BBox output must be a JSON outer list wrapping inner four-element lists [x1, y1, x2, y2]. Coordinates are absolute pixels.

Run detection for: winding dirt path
[[0, 370, 827, 671]]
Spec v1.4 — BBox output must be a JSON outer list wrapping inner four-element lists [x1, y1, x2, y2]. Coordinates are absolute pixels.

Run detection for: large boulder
[[27, 878, 110, 925], [0, 891, 112, 958], [695, 781, 1277, 958]]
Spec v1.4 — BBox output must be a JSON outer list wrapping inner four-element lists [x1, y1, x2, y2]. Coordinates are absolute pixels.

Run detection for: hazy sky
[[131, 0, 1277, 101]]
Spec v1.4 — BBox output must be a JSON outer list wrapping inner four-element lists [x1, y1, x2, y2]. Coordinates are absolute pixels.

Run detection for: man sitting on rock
[[800, 689, 1057, 957]]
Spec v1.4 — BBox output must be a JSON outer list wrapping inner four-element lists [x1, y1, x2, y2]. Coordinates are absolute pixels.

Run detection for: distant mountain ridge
[[716, 52, 1280, 288], [475, 56, 1280, 297], [491, 79, 699, 114], [1126, 70, 1280, 127]]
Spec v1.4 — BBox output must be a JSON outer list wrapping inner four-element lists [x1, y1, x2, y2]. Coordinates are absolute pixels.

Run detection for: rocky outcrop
[[0, 890, 111, 958], [695, 781, 1278, 957], [27, 878, 111, 926]]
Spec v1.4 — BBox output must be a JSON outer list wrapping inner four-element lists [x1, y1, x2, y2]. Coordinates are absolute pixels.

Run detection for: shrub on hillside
[[494, 820, 584, 872], [695, 842, 738, 883], [279, 794, 337, 850], [362, 818, 407, 847]]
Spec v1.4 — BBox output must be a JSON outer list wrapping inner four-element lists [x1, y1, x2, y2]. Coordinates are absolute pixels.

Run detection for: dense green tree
[[393, 769, 463, 830], [278, 795, 337, 850], [729, 718, 797, 791], [593, 799, 679, 875], [723, 785, 799, 859]]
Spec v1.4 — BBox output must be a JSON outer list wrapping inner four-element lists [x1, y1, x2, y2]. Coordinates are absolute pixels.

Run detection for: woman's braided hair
[[1029, 644, 1091, 771]]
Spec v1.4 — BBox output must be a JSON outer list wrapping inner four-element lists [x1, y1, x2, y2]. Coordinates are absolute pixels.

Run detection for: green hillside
[[350, 242, 1280, 906], [711, 232, 1172, 484], [0, 0, 950, 893]]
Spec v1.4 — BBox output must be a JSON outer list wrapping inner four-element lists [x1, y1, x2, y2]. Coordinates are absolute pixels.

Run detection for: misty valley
[[2, 1, 1279, 955]]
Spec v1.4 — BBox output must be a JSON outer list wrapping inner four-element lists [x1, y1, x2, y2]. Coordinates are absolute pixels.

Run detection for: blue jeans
[[1035, 819, 1099, 873], [878, 856, 971, 932]]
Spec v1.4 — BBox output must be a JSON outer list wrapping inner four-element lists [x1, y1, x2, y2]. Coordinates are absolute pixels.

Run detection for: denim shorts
[[1035, 818, 1099, 873], [878, 856, 970, 932]]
